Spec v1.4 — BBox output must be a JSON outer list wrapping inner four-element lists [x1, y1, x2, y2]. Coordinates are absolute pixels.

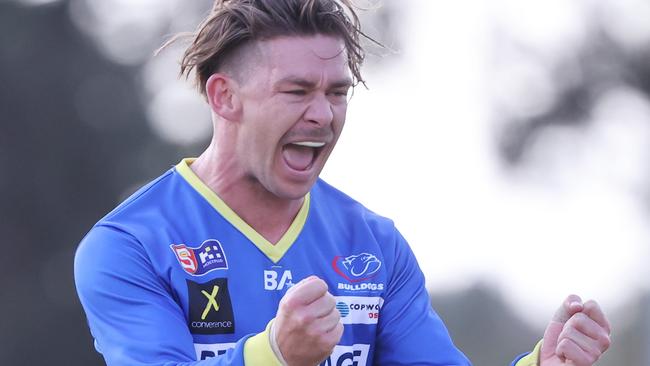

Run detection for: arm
[[371, 229, 611, 366], [74, 226, 280, 366], [373, 230, 471, 365]]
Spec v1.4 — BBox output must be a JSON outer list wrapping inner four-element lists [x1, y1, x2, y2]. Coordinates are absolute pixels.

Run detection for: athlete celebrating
[[74, 0, 611, 365]]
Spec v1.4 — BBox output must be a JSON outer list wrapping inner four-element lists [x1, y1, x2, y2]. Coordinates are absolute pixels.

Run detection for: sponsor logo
[[319, 344, 370, 366], [337, 283, 384, 292], [194, 343, 237, 360], [187, 278, 235, 335], [334, 296, 383, 324], [264, 268, 295, 291], [195, 342, 371, 365], [332, 253, 381, 282], [333, 253, 384, 293], [171, 239, 228, 276], [336, 302, 350, 317]]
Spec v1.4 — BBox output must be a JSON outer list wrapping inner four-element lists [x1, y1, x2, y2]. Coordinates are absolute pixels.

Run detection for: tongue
[[282, 145, 315, 171]]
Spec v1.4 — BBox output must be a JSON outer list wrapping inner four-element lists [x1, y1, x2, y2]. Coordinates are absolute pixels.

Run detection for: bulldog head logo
[[332, 253, 381, 282]]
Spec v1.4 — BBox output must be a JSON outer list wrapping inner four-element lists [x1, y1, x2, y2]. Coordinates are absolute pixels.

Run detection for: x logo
[[201, 285, 220, 320]]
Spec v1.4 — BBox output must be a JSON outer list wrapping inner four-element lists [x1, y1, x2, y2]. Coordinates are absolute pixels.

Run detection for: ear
[[205, 73, 241, 121]]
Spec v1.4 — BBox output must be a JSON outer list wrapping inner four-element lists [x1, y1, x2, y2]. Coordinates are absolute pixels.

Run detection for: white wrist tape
[[270, 319, 289, 366]]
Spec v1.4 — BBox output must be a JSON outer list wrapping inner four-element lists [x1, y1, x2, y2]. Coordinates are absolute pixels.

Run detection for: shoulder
[[90, 165, 201, 236], [101, 167, 177, 223], [74, 169, 180, 293], [311, 179, 398, 236], [75, 166, 184, 271]]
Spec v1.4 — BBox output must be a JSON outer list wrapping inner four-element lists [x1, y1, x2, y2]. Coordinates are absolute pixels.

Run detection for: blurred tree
[[496, 30, 650, 168], [491, 8, 650, 364], [0, 1, 176, 364], [431, 283, 539, 366]]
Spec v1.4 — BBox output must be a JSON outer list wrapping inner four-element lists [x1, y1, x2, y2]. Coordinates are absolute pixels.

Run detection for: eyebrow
[[275, 76, 353, 89]]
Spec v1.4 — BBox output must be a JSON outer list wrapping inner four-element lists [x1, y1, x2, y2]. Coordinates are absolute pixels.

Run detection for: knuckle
[[318, 334, 336, 349], [583, 299, 598, 311], [335, 322, 344, 338], [334, 322, 343, 336], [574, 311, 589, 322], [322, 323, 343, 347], [324, 292, 336, 307], [295, 313, 312, 327], [586, 352, 598, 365], [305, 326, 319, 338], [333, 311, 341, 323], [556, 338, 571, 353], [567, 312, 588, 327], [278, 300, 290, 313], [565, 294, 581, 304], [561, 329, 577, 342], [558, 325, 575, 340], [313, 278, 328, 291], [279, 297, 297, 313], [599, 333, 611, 350], [330, 306, 341, 321]]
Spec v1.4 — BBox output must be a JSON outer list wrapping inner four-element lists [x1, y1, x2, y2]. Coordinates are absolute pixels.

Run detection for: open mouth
[[281, 141, 326, 172]]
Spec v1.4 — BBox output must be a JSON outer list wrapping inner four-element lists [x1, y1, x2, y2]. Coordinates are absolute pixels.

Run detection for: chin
[[272, 178, 318, 200]]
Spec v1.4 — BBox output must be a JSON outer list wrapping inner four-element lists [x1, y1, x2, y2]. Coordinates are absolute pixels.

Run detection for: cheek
[[247, 122, 283, 161], [333, 106, 348, 131]]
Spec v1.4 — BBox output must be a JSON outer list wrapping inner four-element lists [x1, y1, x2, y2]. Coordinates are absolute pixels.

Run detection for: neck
[[190, 144, 304, 245]]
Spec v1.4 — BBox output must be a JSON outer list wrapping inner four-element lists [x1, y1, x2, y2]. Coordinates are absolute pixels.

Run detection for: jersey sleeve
[[74, 225, 280, 366], [511, 341, 542, 366], [374, 229, 472, 365], [373, 228, 543, 366]]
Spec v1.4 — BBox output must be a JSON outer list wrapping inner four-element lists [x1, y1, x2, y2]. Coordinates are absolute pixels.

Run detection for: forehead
[[255, 35, 351, 84]]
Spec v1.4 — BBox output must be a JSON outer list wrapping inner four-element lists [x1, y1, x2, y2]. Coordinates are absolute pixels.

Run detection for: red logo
[[170, 240, 228, 276], [171, 244, 198, 274], [332, 253, 382, 282]]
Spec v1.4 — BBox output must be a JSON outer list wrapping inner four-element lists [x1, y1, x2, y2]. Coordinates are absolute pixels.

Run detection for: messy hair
[[160, 0, 374, 96]]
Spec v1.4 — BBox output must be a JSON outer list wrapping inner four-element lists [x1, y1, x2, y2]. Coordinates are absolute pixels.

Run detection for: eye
[[328, 89, 351, 102], [284, 90, 307, 96]]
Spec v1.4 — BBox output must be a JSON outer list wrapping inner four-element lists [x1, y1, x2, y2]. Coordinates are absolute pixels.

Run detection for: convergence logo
[[186, 278, 235, 335]]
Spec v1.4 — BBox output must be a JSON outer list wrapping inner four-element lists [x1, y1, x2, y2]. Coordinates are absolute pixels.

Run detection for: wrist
[[270, 319, 289, 366]]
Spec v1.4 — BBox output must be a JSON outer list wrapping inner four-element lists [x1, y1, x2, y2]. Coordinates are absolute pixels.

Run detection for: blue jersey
[[75, 159, 536, 366]]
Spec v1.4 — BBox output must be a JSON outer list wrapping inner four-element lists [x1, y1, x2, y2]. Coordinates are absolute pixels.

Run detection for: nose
[[304, 93, 334, 126]]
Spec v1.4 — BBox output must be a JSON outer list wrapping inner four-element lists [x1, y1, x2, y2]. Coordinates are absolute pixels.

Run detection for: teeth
[[292, 141, 326, 148]]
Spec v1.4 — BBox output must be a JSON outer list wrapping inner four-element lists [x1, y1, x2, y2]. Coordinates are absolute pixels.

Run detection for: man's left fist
[[540, 295, 611, 366]]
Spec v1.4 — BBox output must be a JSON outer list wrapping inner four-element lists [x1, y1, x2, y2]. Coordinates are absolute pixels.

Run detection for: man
[[74, 1, 611, 365]]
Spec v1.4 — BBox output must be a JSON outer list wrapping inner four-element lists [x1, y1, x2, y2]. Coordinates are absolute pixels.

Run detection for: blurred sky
[[325, 0, 650, 325], [14, 0, 650, 326]]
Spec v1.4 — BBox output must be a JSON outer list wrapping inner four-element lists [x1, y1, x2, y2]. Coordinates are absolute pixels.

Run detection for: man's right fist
[[274, 276, 343, 366]]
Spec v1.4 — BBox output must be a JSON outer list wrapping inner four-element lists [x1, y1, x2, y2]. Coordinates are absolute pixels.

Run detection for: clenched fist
[[273, 276, 343, 366], [540, 295, 611, 366]]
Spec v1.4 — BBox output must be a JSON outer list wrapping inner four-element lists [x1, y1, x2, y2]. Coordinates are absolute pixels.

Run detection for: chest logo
[[171, 239, 228, 276], [201, 285, 220, 319], [187, 278, 235, 335], [332, 253, 381, 282], [264, 269, 295, 291]]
